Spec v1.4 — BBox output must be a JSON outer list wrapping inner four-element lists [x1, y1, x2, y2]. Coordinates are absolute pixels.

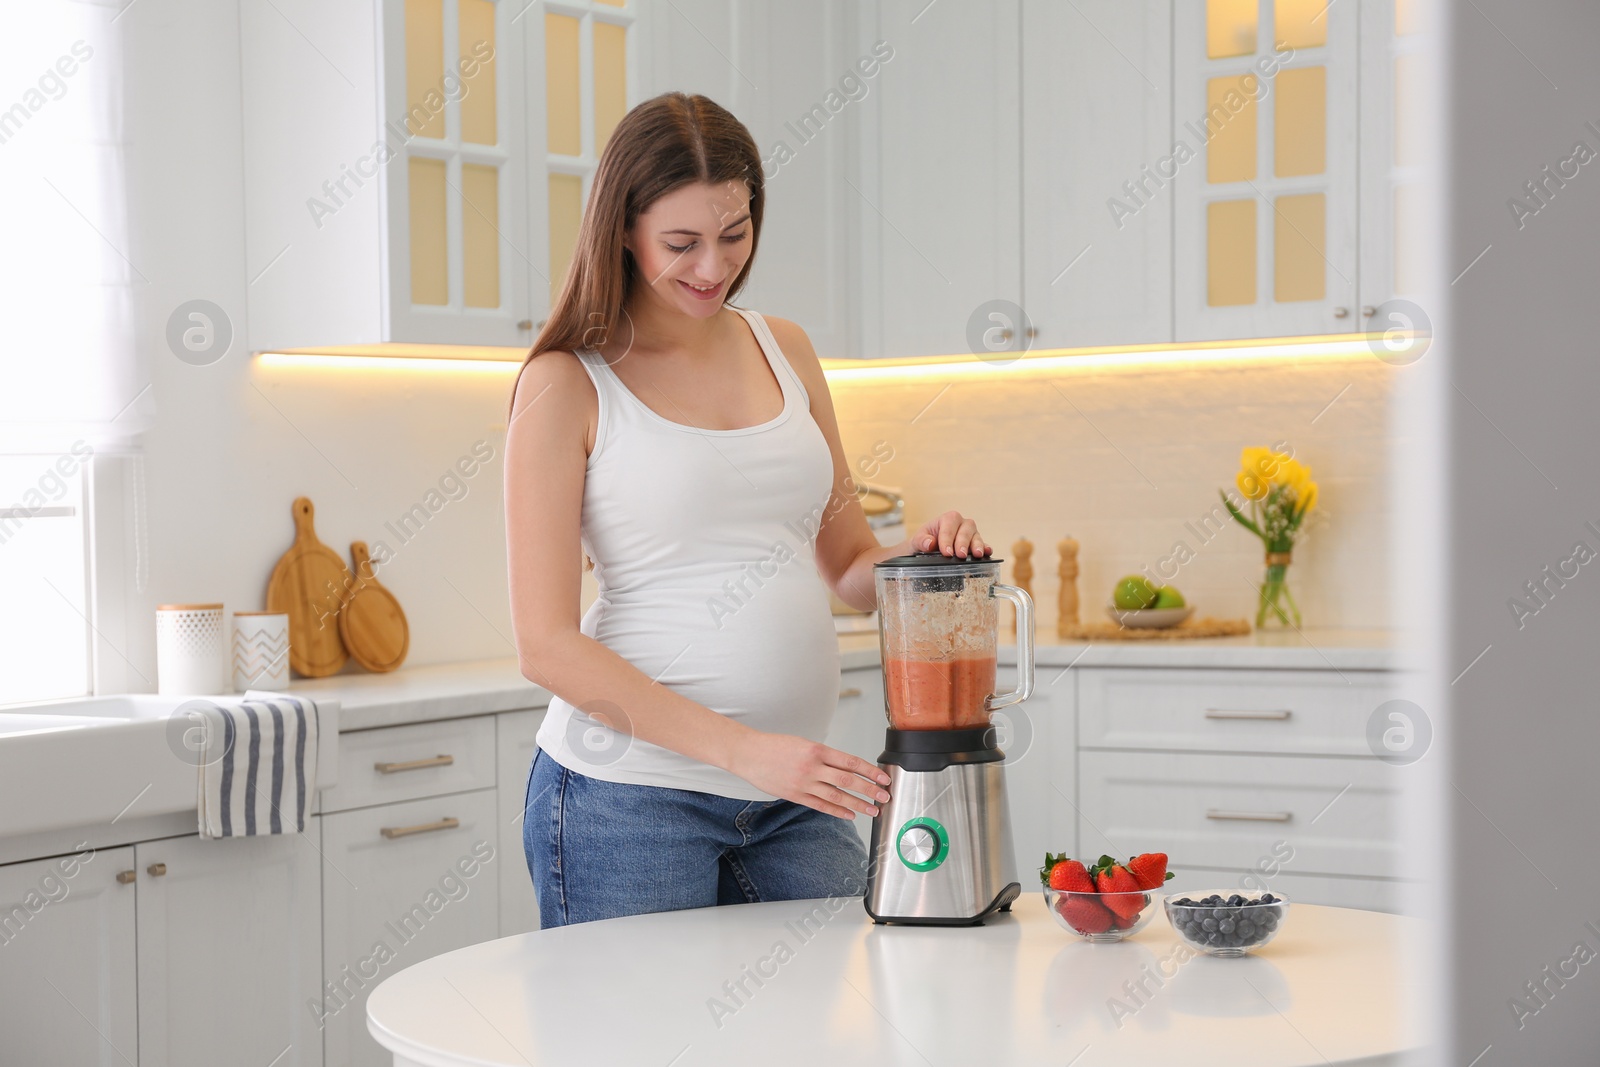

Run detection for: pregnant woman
[[504, 92, 992, 927]]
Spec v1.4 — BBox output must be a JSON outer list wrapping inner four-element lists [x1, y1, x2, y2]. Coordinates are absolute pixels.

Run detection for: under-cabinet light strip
[[256, 333, 1400, 379]]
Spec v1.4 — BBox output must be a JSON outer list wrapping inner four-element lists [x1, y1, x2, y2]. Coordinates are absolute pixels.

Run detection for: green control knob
[[895, 817, 949, 872]]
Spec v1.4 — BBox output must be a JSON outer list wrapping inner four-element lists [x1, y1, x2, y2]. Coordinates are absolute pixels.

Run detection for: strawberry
[[1054, 893, 1114, 935], [1089, 855, 1148, 921], [1127, 852, 1174, 891], [1047, 857, 1095, 893], [1039, 852, 1079, 889]]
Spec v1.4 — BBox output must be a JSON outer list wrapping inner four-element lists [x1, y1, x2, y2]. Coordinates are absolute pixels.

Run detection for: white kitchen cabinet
[[1077, 749, 1400, 880], [135, 829, 325, 1067], [1004, 664, 1075, 883], [1071, 662, 1400, 909], [642, 0, 863, 358], [321, 789, 500, 1067], [1359, 0, 1428, 316], [1170, 866, 1401, 913], [0, 846, 137, 1067], [242, 0, 537, 350], [496, 708, 544, 936], [1021, 0, 1174, 348], [857, 0, 1023, 360], [320, 717, 498, 814], [1077, 666, 1393, 756], [822, 666, 887, 850], [1173, 0, 1360, 340]]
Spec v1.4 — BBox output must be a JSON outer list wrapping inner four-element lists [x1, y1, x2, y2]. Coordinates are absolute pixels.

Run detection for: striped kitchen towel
[[195, 693, 320, 839]]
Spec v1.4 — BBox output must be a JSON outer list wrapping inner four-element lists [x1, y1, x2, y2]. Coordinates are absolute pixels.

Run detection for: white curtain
[[0, 1, 148, 451]]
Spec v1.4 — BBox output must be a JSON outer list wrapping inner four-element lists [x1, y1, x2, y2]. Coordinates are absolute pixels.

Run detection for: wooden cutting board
[[340, 541, 410, 673], [266, 497, 352, 678]]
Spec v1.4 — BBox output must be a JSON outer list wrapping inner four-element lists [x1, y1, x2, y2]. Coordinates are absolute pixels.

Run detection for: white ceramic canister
[[155, 603, 227, 695], [231, 611, 290, 692]]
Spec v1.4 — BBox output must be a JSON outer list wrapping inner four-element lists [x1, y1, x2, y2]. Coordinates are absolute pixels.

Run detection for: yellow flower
[[1274, 457, 1312, 491], [1241, 447, 1280, 478], [1237, 446, 1292, 501], [1295, 480, 1318, 515], [1237, 468, 1268, 501]]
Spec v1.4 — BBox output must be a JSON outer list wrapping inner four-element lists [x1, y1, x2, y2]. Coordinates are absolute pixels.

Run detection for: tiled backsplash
[[828, 357, 1396, 631]]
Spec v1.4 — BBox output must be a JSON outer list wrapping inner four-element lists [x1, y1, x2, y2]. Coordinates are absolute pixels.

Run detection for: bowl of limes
[[1106, 575, 1194, 629]]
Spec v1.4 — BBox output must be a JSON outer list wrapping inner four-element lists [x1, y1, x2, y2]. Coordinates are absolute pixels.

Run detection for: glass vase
[[1257, 550, 1301, 628]]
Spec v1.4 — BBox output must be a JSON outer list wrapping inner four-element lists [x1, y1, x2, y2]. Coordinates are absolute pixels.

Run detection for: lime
[[1113, 575, 1159, 610], [1153, 586, 1186, 609]]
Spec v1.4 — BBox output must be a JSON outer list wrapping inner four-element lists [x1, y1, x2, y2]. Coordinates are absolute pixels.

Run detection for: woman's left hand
[[913, 510, 992, 559]]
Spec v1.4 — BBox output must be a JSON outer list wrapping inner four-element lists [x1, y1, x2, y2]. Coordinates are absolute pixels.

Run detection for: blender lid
[[874, 550, 1004, 570]]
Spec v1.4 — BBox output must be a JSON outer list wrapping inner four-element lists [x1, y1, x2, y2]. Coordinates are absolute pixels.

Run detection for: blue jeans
[[522, 745, 871, 928]]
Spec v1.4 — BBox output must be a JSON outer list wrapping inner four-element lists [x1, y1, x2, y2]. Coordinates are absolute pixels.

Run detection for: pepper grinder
[[1057, 536, 1080, 630], [1009, 538, 1033, 634]]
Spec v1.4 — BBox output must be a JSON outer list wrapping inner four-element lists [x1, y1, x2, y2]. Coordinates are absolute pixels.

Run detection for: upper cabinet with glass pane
[[238, 0, 1401, 357], [1173, 0, 1359, 340], [241, 0, 638, 351]]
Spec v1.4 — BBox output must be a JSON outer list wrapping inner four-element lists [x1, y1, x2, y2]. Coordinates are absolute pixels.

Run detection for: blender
[[863, 551, 1034, 925]]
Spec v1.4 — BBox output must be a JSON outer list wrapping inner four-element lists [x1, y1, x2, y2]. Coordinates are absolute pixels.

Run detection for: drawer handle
[[1206, 809, 1293, 822], [1204, 709, 1292, 721], [374, 754, 454, 774], [380, 817, 461, 840], [838, 687, 862, 699]]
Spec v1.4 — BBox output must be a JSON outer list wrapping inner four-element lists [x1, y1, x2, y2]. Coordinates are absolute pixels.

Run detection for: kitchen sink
[[0, 692, 340, 842], [0, 693, 196, 722]]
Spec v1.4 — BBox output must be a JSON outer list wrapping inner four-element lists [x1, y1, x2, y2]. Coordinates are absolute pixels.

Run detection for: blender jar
[[873, 552, 1034, 730]]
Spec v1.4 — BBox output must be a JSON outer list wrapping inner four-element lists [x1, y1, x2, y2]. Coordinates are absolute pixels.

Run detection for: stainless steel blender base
[[863, 760, 1020, 925]]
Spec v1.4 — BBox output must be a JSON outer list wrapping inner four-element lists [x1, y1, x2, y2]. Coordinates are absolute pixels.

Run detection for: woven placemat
[[1057, 616, 1253, 641]]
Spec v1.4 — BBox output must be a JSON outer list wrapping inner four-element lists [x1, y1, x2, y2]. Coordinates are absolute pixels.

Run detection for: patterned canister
[[155, 603, 227, 695], [231, 611, 290, 692]]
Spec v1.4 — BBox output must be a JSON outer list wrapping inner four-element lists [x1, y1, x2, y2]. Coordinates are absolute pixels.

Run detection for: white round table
[[368, 892, 1422, 1066]]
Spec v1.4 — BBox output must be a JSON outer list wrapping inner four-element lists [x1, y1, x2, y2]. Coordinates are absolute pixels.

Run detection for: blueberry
[[1218, 919, 1235, 934], [1176, 897, 1194, 907], [1261, 894, 1276, 904], [1261, 914, 1278, 929], [1228, 894, 1245, 906], [1202, 918, 1218, 932], [1237, 920, 1255, 938]]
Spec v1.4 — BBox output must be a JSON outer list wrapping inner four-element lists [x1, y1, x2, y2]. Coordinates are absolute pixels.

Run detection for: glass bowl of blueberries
[[1164, 890, 1290, 957]]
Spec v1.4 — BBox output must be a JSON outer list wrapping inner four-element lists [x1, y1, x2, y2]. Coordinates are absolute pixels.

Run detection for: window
[[0, 451, 91, 705]]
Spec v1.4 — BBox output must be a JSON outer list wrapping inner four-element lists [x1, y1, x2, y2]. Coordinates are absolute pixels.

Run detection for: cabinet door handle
[[1333, 306, 1349, 318], [838, 687, 862, 699], [374, 754, 454, 774], [1204, 708, 1292, 721], [1206, 809, 1292, 822], [381, 817, 461, 840], [147, 863, 167, 877], [116, 870, 136, 885]]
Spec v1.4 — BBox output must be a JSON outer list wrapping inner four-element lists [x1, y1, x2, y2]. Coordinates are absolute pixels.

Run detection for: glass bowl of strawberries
[[1040, 852, 1174, 942]]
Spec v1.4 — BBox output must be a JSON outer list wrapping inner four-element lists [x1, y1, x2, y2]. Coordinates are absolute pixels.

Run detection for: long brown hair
[[508, 92, 764, 415]]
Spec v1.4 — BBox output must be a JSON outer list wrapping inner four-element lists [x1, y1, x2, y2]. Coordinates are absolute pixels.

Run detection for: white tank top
[[533, 305, 842, 800]]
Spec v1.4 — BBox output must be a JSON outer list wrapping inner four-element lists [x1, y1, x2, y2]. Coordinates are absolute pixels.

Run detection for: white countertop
[[366, 892, 1421, 1066], [279, 657, 550, 731], [1013, 624, 1395, 671], [280, 627, 1392, 732]]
